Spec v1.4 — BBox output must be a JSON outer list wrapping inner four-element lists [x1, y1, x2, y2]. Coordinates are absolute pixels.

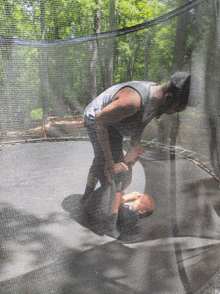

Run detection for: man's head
[[156, 72, 191, 117]]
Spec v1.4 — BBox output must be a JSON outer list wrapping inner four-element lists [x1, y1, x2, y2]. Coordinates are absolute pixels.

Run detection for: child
[[84, 145, 155, 238]]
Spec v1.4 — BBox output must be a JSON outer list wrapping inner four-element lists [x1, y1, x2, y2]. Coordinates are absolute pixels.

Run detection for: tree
[[156, 0, 191, 146], [39, 1, 50, 119], [0, 0, 202, 119], [107, 0, 115, 87], [204, 0, 220, 178], [171, 0, 191, 73], [90, 0, 102, 100]]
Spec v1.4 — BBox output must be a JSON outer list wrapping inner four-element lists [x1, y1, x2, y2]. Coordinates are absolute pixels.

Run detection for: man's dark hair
[[163, 71, 191, 112]]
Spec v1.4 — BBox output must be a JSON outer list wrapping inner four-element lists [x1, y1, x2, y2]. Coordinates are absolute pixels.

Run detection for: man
[[80, 72, 190, 238], [82, 71, 191, 200]]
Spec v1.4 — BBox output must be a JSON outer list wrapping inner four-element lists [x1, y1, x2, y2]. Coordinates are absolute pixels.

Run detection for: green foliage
[[0, 0, 208, 111], [30, 108, 43, 119]]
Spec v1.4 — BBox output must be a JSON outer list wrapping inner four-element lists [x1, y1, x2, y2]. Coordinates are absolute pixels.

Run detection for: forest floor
[[0, 110, 210, 151], [0, 110, 212, 173], [0, 117, 86, 143]]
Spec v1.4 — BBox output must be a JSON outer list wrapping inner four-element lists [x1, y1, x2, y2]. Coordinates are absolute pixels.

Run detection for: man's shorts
[[85, 123, 124, 185]]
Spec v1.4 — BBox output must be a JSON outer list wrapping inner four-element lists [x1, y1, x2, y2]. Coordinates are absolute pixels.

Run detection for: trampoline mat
[[1, 140, 220, 293]]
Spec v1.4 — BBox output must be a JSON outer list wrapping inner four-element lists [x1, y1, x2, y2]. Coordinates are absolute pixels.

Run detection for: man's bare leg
[[82, 162, 127, 203]]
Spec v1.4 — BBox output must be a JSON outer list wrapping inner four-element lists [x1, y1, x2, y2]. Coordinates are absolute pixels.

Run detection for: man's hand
[[124, 145, 145, 165], [126, 156, 139, 167]]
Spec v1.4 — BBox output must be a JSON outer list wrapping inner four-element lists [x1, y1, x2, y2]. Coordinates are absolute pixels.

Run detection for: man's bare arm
[[131, 130, 144, 147], [124, 129, 145, 166], [95, 87, 141, 126], [95, 87, 141, 181]]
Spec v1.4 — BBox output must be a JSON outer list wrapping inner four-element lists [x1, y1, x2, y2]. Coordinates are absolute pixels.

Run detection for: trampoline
[[1, 138, 220, 294], [1, 1, 220, 293]]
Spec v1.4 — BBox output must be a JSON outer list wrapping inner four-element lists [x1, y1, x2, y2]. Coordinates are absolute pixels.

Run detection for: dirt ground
[[0, 117, 86, 142], [0, 110, 211, 166]]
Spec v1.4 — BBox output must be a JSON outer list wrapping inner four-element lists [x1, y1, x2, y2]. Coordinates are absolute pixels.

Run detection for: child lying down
[[84, 145, 155, 239]]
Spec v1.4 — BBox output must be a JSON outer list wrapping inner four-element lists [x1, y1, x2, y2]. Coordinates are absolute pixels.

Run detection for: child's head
[[117, 193, 155, 230], [131, 193, 155, 217]]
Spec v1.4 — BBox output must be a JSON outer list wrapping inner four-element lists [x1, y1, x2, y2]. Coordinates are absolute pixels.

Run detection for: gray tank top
[[84, 81, 157, 136]]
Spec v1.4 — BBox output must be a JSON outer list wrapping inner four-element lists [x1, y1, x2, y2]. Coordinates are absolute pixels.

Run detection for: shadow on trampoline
[[179, 177, 220, 239], [1, 140, 220, 293], [58, 238, 220, 294], [62, 194, 107, 236], [62, 194, 142, 240], [0, 202, 67, 278], [60, 240, 185, 294], [61, 241, 139, 294], [0, 201, 175, 294]]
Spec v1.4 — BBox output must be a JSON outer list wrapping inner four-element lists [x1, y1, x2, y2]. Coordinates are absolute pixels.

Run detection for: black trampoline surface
[[1, 140, 220, 294]]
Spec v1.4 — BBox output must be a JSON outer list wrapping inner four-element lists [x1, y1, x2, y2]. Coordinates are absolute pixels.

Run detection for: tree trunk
[[171, 0, 190, 73], [40, 1, 46, 41], [190, 0, 209, 108], [90, 0, 101, 100], [205, 0, 220, 178], [39, 1, 50, 119], [107, 0, 115, 87], [157, 0, 190, 146], [144, 32, 151, 80], [39, 49, 50, 119]]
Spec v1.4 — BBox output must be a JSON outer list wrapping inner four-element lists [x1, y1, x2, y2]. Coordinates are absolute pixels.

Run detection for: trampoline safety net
[[1, 1, 220, 294], [0, 1, 218, 174], [0, 0, 218, 178], [0, 1, 219, 174], [0, 3, 218, 150]]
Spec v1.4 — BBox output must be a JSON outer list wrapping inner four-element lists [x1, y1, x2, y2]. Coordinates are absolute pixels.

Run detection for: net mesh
[[2, 2, 220, 292], [0, 0, 219, 177]]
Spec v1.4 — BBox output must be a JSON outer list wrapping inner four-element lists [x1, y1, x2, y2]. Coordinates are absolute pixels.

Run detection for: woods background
[[0, 0, 220, 177]]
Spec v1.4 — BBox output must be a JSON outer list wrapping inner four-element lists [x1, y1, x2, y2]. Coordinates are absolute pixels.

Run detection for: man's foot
[[80, 185, 95, 206], [79, 194, 89, 205]]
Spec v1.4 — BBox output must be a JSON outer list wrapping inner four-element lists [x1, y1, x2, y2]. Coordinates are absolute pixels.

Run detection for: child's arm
[[114, 162, 129, 174], [112, 191, 141, 213], [112, 191, 124, 213], [119, 191, 141, 204]]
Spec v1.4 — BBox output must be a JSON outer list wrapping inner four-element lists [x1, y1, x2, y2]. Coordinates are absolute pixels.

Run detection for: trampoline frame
[[1, 136, 219, 183]]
